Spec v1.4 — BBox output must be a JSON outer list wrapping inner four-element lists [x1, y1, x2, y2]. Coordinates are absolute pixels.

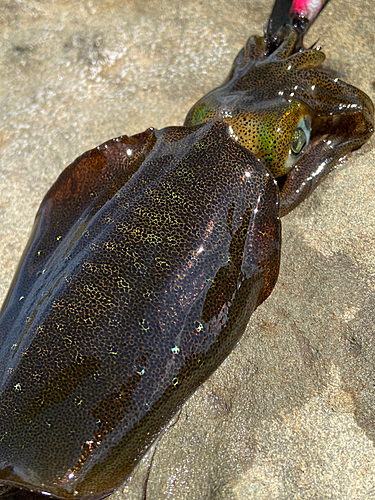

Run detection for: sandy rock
[[0, 0, 374, 498]]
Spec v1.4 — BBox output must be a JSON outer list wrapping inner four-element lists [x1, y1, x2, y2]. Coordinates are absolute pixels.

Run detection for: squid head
[[185, 26, 374, 215]]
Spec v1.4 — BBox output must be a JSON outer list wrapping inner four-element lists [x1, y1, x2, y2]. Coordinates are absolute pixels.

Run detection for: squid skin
[[0, 122, 281, 500], [0, 2, 373, 500]]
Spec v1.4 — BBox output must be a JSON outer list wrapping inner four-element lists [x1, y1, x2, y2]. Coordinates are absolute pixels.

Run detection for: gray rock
[[0, 0, 374, 498]]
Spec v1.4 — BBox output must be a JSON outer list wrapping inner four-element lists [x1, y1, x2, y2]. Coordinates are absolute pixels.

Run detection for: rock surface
[[0, 0, 374, 498]]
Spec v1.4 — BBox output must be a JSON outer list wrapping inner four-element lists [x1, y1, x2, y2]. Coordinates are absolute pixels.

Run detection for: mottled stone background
[[0, 0, 374, 498]]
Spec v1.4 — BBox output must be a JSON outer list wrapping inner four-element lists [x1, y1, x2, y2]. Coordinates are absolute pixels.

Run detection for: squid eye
[[285, 115, 312, 172], [291, 127, 306, 155]]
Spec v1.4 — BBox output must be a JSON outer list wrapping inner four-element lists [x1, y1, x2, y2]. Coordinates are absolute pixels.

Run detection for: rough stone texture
[[0, 0, 375, 498]]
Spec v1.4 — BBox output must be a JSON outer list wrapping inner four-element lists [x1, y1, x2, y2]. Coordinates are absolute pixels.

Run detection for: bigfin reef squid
[[0, 0, 373, 498]]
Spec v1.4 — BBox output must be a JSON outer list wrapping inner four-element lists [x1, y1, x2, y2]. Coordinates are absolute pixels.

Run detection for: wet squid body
[[0, 13, 373, 500]]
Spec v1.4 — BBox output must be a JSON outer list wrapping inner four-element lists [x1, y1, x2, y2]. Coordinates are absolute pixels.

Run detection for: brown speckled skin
[[186, 27, 374, 215], [0, 121, 280, 499], [0, 10, 373, 500]]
